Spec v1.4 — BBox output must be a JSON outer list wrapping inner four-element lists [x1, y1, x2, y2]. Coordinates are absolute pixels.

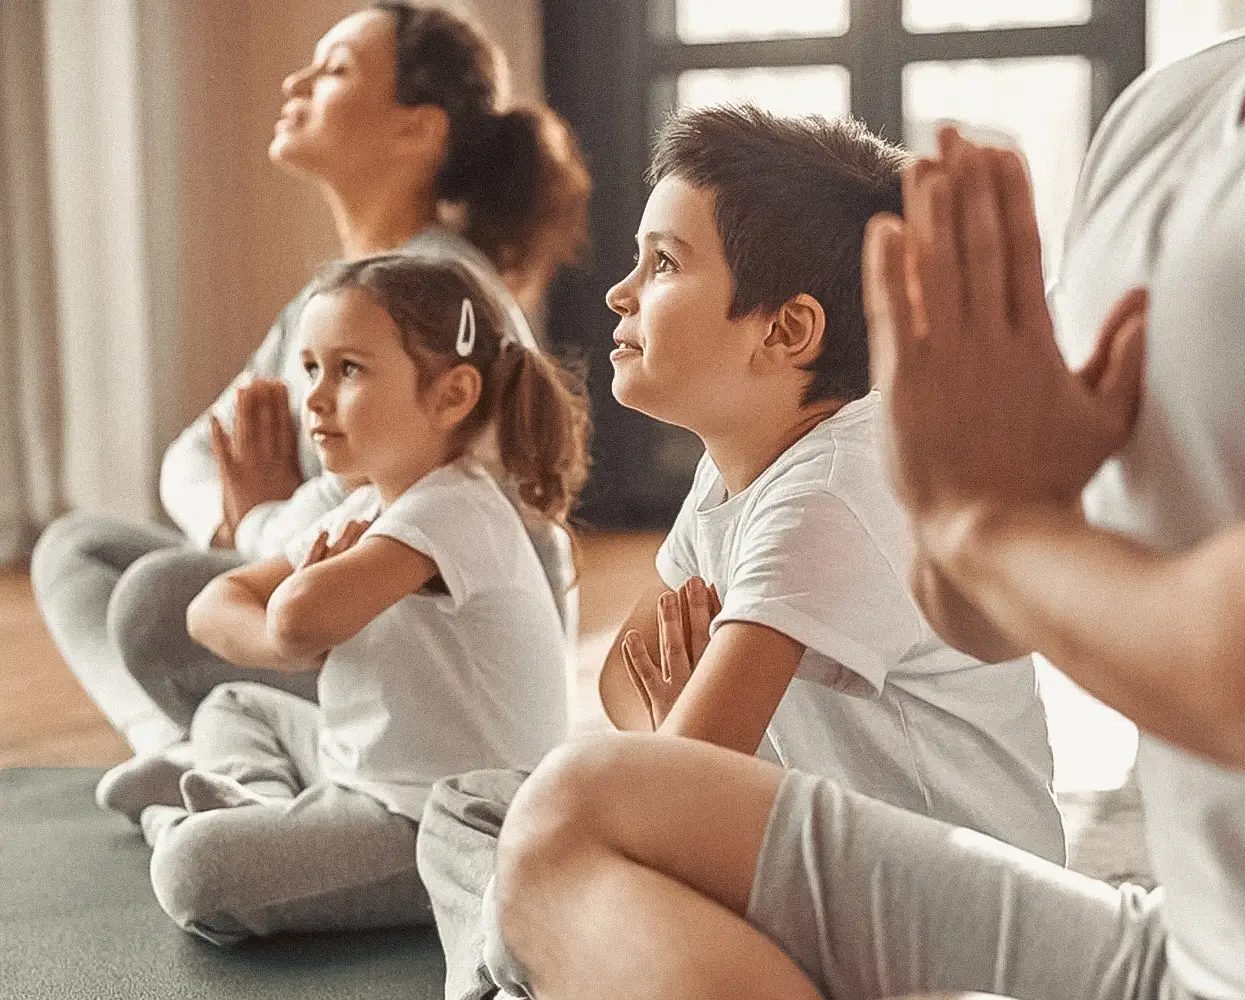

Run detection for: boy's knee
[[149, 814, 251, 946], [494, 735, 628, 913]]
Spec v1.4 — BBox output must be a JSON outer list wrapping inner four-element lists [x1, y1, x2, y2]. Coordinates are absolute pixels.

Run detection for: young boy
[[417, 106, 1064, 1000]]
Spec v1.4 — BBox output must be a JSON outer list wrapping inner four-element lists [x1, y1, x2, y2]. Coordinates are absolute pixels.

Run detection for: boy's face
[[606, 176, 769, 433]]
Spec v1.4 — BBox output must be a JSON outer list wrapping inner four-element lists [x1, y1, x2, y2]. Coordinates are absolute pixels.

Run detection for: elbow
[[186, 581, 224, 650], [265, 585, 326, 662]]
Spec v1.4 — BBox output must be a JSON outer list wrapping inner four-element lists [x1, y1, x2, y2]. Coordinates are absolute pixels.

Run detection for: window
[[542, 0, 1147, 529]]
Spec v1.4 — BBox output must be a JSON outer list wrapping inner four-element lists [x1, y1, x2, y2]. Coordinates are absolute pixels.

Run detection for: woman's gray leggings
[[30, 512, 317, 753]]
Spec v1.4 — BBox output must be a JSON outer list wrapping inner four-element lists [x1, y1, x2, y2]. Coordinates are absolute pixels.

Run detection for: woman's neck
[[322, 176, 439, 260]]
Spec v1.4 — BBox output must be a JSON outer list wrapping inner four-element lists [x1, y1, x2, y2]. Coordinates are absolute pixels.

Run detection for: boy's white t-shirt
[[284, 459, 568, 821], [1050, 34, 1245, 1000], [656, 392, 1065, 864]]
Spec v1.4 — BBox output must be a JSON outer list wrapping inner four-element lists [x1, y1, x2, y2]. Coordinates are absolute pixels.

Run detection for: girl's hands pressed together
[[210, 378, 305, 546], [622, 576, 721, 730], [862, 127, 1148, 557], [300, 518, 373, 570]]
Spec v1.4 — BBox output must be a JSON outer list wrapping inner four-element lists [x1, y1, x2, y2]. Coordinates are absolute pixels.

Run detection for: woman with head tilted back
[[30, 4, 591, 794]]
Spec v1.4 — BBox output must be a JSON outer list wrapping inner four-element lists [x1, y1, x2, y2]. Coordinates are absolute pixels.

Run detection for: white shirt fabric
[[1051, 34, 1245, 1000], [656, 393, 1065, 864], [283, 460, 568, 822], [160, 225, 538, 558]]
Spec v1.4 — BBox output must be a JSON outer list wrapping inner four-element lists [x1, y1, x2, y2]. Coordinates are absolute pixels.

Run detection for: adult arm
[[864, 129, 1245, 769]]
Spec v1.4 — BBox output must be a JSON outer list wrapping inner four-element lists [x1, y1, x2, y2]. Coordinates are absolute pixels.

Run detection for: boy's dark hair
[[648, 105, 911, 405]]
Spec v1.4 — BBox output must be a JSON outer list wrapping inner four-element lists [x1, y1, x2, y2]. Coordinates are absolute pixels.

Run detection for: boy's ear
[[431, 364, 483, 430], [760, 294, 826, 365]]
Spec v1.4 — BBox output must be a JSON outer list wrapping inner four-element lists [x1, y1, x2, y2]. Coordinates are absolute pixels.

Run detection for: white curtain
[[0, 0, 63, 565]]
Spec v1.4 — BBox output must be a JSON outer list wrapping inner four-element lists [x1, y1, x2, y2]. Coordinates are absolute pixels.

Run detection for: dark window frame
[[542, 0, 1146, 530]]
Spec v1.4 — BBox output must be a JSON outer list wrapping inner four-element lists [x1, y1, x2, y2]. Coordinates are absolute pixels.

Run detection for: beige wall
[[200, 0, 545, 432], [43, 0, 543, 519]]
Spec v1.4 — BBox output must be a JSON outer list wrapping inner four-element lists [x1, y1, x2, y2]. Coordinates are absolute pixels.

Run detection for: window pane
[[672, 0, 848, 43], [905, 0, 1090, 32], [676, 66, 850, 119], [904, 57, 1091, 275]]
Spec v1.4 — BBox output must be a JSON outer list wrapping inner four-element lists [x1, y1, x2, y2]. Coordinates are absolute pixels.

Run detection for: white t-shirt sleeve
[[714, 489, 922, 696], [365, 466, 503, 609]]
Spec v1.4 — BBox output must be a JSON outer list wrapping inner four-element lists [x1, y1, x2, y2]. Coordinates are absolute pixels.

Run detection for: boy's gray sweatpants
[[30, 513, 317, 752], [423, 768, 1186, 1000], [149, 682, 431, 945]]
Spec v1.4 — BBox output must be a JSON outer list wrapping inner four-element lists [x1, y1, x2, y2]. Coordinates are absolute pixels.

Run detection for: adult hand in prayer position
[[863, 126, 1148, 565], [209, 378, 304, 547], [622, 576, 721, 730]]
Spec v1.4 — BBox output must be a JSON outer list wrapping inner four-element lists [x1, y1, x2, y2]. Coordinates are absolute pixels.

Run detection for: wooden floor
[[0, 531, 662, 768], [0, 529, 1136, 792]]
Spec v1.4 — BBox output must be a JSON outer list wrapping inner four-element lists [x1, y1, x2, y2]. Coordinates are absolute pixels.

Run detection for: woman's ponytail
[[492, 343, 591, 534], [377, 4, 591, 291], [441, 106, 590, 292]]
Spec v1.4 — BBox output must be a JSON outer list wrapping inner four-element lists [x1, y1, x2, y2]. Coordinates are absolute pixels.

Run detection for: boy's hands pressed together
[[210, 378, 304, 546], [863, 127, 1148, 560], [622, 577, 721, 729]]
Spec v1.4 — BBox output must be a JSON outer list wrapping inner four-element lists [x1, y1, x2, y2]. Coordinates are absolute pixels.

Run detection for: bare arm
[[265, 534, 438, 661], [186, 555, 314, 673], [600, 569, 806, 756], [909, 553, 1029, 663], [657, 622, 805, 756], [936, 505, 1245, 769], [598, 577, 668, 731], [863, 129, 1245, 768]]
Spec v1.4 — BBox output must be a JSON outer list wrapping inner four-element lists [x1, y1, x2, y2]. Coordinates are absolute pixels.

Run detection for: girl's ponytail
[[493, 343, 591, 534]]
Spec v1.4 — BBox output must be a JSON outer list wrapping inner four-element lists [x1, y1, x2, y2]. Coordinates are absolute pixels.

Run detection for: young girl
[[128, 254, 589, 945]]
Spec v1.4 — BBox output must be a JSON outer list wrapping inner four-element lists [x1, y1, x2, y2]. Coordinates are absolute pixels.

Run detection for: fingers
[[1087, 291, 1148, 443], [302, 530, 330, 569], [325, 519, 371, 558], [209, 414, 233, 467], [989, 147, 1049, 337], [657, 590, 692, 685], [678, 578, 714, 667], [621, 631, 658, 729], [234, 384, 256, 455], [708, 583, 722, 619], [863, 213, 918, 389], [1079, 288, 1148, 389], [902, 160, 961, 341], [940, 126, 1008, 334]]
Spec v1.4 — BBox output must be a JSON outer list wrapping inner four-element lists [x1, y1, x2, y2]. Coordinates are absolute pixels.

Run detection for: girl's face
[[299, 287, 445, 491], [604, 176, 768, 436], [270, 11, 437, 186]]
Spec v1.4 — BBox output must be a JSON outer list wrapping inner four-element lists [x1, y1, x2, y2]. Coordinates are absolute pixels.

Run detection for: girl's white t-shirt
[[283, 459, 568, 821], [657, 393, 1065, 864]]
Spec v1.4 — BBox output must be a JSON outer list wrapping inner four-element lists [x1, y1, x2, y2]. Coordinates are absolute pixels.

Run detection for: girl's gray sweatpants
[[149, 682, 431, 945]]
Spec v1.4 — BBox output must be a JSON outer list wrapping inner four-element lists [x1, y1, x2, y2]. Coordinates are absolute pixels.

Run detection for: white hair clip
[[456, 297, 476, 358]]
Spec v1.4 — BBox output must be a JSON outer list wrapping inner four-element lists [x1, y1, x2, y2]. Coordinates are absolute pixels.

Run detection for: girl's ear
[[759, 293, 826, 366], [430, 363, 483, 431]]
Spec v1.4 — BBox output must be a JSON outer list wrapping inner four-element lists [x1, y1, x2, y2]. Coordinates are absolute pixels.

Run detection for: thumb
[[1078, 288, 1146, 391], [1089, 305, 1147, 443]]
